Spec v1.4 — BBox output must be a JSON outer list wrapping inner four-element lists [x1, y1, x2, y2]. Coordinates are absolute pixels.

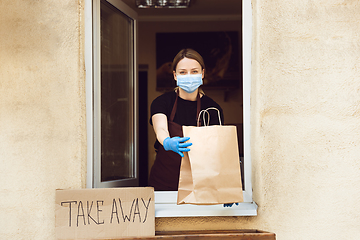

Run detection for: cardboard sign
[[55, 187, 155, 239]]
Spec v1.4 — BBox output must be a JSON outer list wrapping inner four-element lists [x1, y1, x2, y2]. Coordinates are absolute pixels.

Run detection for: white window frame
[[85, 0, 257, 217], [85, 0, 94, 188]]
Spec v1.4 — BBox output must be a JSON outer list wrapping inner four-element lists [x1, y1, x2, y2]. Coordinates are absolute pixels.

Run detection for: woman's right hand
[[163, 137, 192, 157]]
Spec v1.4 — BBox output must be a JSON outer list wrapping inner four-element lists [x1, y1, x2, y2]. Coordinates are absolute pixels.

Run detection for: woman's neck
[[178, 88, 198, 101]]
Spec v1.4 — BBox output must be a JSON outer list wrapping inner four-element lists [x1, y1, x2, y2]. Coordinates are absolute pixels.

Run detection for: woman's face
[[173, 57, 204, 80]]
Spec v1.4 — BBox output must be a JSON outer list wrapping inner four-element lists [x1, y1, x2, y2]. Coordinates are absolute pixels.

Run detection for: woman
[[148, 48, 224, 191]]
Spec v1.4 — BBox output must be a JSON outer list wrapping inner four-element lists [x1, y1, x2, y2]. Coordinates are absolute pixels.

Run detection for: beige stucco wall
[[0, 0, 86, 239], [1, 0, 360, 240], [251, 0, 360, 238]]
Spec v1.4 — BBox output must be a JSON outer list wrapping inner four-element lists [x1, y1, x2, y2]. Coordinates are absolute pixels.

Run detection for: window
[[85, 0, 257, 216], [86, 0, 138, 188]]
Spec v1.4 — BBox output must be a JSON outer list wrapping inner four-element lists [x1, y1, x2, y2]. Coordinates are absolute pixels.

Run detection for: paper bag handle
[[197, 107, 222, 127]]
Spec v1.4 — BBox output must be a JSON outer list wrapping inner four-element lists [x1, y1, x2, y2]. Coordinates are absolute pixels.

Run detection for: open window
[[86, 0, 138, 188], [85, 0, 256, 216]]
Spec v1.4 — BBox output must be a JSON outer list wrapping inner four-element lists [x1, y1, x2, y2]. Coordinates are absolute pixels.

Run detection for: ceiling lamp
[[136, 0, 191, 8]]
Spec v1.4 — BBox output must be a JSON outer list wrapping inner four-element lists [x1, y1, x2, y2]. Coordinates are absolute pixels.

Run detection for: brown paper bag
[[177, 108, 243, 205]]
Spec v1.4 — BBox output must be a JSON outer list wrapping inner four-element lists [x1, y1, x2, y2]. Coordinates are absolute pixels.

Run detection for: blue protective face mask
[[176, 74, 203, 93]]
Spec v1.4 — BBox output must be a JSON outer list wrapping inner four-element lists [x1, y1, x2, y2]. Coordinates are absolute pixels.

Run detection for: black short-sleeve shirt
[[150, 91, 224, 149]]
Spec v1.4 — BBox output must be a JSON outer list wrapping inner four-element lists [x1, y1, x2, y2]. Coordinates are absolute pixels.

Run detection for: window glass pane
[[100, 0, 134, 182]]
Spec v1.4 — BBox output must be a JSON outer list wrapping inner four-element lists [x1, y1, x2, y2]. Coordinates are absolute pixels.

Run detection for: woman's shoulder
[[201, 94, 224, 124], [201, 94, 222, 109], [150, 91, 177, 119], [151, 91, 177, 112]]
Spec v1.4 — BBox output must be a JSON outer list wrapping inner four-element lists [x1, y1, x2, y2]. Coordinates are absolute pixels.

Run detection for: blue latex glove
[[163, 137, 192, 157], [223, 203, 239, 207]]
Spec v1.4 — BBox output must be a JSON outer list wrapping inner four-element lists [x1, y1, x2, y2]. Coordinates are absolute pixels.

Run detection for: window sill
[[154, 191, 258, 217]]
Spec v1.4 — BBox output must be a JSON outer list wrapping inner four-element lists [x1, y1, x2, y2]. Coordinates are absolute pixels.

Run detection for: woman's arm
[[152, 113, 170, 145], [152, 113, 192, 157]]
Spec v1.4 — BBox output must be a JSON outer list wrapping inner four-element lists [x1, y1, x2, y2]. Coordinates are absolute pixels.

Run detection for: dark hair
[[171, 48, 205, 72]]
